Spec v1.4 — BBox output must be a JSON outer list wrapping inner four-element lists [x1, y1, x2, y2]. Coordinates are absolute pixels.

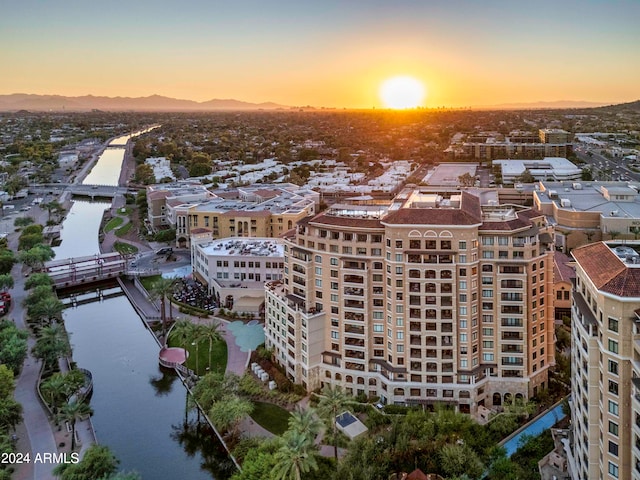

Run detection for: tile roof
[[479, 217, 531, 231], [384, 191, 482, 226], [554, 251, 575, 283], [570, 242, 640, 296], [310, 214, 384, 229]]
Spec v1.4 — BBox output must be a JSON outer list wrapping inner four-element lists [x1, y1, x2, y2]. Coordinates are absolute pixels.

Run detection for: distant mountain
[[473, 100, 609, 110], [0, 93, 290, 112], [591, 99, 640, 112]]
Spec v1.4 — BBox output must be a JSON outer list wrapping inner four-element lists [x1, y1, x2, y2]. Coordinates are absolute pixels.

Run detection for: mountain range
[[0, 94, 289, 112], [0, 93, 634, 112]]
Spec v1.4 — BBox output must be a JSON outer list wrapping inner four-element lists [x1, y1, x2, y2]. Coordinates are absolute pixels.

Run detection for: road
[[575, 146, 639, 182]]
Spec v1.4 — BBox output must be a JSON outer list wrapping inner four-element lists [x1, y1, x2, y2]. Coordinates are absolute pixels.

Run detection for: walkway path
[[11, 257, 57, 480]]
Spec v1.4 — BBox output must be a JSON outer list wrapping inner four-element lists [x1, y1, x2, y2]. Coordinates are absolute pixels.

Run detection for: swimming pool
[[501, 403, 566, 457]]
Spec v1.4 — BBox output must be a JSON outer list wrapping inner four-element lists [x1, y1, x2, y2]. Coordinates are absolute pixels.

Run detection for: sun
[[379, 76, 426, 109]]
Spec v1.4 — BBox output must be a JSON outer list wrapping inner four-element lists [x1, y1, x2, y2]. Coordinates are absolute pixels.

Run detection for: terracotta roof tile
[[572, 242, 626, 290], [554, 251, 575, 283], [310, 214, 383, 229]]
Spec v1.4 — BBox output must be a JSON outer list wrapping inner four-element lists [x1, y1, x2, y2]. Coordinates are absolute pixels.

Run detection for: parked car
[[156, 247, 173, 255]]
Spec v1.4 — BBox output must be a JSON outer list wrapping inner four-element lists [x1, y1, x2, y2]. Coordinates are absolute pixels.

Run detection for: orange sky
[[1, 1, 638, 108]]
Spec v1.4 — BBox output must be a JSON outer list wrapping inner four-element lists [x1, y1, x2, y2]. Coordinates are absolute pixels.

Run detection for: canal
[[56, 135, 229, 478]]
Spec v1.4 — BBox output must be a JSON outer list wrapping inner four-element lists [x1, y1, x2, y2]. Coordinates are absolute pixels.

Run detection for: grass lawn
[[167, 334, 227, 375], [115, 222, 133, 237], [251, 401, 290, 435], [104, 217, 124, 232], [139, 275, 162, 291], [113, 241, 138, 255]]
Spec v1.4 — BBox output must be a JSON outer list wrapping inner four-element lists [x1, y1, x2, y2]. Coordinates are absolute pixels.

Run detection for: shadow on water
[[149, 366, 179, 397], [171, 418, 237, 480]]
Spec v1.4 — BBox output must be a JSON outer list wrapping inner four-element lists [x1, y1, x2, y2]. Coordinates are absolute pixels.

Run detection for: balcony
[[344, 337, 365, 347], [344, 287, 364, 297], [343, 261, 366, 270], [344, 275, 364, 284], [344, 299, 364, 309]]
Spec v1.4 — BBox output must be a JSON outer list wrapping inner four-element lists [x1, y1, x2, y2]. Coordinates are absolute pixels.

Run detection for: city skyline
[[1, 0, 639, 109]]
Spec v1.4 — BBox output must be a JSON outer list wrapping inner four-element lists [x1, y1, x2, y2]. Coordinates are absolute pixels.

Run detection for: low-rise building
[[493, 157, 582, 184], [191, 232, 284, 314]]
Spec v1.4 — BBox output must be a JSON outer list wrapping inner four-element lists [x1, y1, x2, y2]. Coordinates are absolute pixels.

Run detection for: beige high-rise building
[[568, 242, 640, 480], [264, 189, 555, 414]]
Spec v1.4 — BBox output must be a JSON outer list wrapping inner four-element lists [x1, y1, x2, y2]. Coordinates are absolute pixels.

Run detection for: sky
[[1, 0, 639, 108]]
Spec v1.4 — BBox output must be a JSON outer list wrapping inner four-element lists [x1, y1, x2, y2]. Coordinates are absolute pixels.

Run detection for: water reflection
[[64, 293, 215, 479], [149, 367, 178, 397], [52, 201, 108, 259]]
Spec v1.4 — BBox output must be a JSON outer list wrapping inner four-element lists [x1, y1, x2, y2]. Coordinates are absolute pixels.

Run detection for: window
[[609, 421, 619, 436], [609, 380, 619, 396], [608, 340, 619, 354], [608, 400, 619, 416], [608, 461, 619, 478], [608, 360, 619, 375], [608, 317, 619, 333], [331, 331, 339, 339], [330, 258, 338, 266], [483, 353, 494, 361], [373, 324, 383, 332], [459, 241, 467, 250]]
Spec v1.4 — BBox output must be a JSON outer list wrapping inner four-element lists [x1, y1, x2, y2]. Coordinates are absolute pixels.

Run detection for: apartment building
[[568, 242, 640, 480], [448, 129, 573, 161], [264, 189, 555, 414], [146, 182, 213, 230]]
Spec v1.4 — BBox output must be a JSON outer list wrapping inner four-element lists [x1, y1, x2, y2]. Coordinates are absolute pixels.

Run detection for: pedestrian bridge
[[30, 183, 138, 199], [45, 253, 130, 289]]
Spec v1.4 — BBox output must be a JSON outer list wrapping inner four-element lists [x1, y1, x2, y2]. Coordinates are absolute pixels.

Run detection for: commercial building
[[567, 242, 640, 480], [147, 183, 318, 247], [191, 232, 284, 314], [534, 180, 640, 251], [493, 157, 582, 184], [264, 189, 555, 414]]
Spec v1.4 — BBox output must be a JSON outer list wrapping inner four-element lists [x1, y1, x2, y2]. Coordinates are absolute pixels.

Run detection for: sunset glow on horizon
[[379, 76, 426, 109], [0, 0, 638, 109]]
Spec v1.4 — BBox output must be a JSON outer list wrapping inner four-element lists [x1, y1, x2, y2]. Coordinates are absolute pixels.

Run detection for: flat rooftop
[[537, 181, 640, 218], [197, 238, 284, 257], [423, 163, 478, 186]]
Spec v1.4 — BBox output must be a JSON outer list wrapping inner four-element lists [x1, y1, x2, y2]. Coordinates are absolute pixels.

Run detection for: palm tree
[[272, 430, 319, 480], [148, 277, 176, 340], [29, 296, 64, 326], [200, 321, 222, 371], [32, 324, 71, 369], [288, 406, 323, 444], [0, 397, 23, 432], [41, 373, 68, 414], [58, 400, 92, 450], [170, 318, 192, 350], [316, 385, 354, 462], [188, 323, 206, 375]]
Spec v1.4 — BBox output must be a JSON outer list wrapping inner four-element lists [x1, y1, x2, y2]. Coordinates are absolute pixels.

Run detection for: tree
[[207, 396, 253, 435], [0, 397, 22, 433], [458, 172, 475, 187], [28, 295, 64, 325], [631, 226, 640, 240], [13, 216, 34, 228], [0, 274, 13, 292], [0, 365, 15, 399], [134, 164, 155, 185], [57, 400, 92, 450], [272, 430, 319, 480], [32, 323, 70, 368], [170, 318, 192, 350], [316, 385, 354, 462], [53, 444, 118, 480], [439, 443, 484, 480], [40, 373, 69, 413], [42, 200, 62, 222], [148, 277, 176, 339], [609, 230, 621, 240], [0, 251, 15, 275], [288, 406, 323, 443], [24, 272, 54, 290], [0, 321, 28, 375], [515, 169, 535, 184], [200, 320, 222, 371], [18, 244, 55, 270]]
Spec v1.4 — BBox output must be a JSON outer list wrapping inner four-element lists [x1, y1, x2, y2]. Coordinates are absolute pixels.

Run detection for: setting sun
[[379, 76, 426, 109]]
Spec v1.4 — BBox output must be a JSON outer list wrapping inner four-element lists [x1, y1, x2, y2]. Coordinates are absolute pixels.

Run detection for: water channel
[[56, 135, 229, 479]]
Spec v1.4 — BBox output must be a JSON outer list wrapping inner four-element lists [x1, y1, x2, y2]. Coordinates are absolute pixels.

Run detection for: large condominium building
[[568, 242, 640, 480], [447, 129, 573, 161], [264, 189, 556, 414]]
